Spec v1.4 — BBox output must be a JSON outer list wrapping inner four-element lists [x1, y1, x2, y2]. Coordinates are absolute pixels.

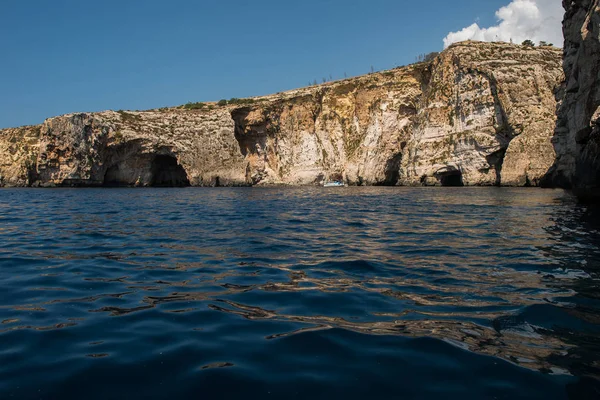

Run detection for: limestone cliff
[[0, 41, 563, 188], [0, 126, 41, 187], [545, 0, 600, 201], [404, 43, 562, 187]]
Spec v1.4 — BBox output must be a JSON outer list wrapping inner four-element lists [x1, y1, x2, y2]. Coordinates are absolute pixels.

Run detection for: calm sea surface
[[0, 187, 599, 399]]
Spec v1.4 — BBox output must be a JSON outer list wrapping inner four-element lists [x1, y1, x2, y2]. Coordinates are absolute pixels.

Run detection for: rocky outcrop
[[231, 66, 425, 186], [1, 109, 246, 187], [0, 41, 563, 188], [545, 0, 600, 201], [404, 43, 562, 187], [0, 126, 40, 187]]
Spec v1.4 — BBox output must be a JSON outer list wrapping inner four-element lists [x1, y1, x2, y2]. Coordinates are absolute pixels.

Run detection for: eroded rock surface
[[0, 41, 563, 188], [404, 43, 562, 187], [545, 0, 600, 201]]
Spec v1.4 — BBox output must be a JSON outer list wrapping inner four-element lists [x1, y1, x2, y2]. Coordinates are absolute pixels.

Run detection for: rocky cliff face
[[231, 64, 425, 186], [545, 0, 600, 201], [404, 43, 562, 187], [0, 41, 563, 188], [0, 109, 246, 187]]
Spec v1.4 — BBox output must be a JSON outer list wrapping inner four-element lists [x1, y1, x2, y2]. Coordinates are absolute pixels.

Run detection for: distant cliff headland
[[0, 2, 598, 200]]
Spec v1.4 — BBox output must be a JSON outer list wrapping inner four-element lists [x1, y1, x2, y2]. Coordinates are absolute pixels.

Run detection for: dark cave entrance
[[103, 165, 128, 187], [381, 153, 403, 186], [151, 155, 190, 187], [439, 171, 464, 187]]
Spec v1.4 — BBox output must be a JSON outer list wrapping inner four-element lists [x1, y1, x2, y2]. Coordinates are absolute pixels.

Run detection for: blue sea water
[[0, 187, 599, 399]]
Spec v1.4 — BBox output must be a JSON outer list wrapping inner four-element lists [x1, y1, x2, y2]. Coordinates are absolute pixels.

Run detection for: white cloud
[[443, 0, 564, 48]]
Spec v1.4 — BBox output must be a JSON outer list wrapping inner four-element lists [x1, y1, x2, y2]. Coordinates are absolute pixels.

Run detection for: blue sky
[[1, 0, 511, 128]]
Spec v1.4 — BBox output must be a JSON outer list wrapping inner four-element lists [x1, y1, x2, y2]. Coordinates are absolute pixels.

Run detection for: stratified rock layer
[[545, 0, 600, 201], [0, 41, 563, 188], [404, 43, 562, 187]]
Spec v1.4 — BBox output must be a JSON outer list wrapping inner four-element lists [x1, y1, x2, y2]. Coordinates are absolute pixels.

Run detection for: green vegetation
[[183, 102, 206, 110], [228, 98, 256, 105], [522, 39, 535, 47], [210, 98, 258, 107]]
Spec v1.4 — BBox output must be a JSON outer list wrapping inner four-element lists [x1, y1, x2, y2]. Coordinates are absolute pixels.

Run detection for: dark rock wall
[[546, 0, 600, 201]]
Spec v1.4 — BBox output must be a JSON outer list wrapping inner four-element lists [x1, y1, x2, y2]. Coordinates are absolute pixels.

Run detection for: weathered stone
[[544, 0, 600, 201], [402, 42, 563, 187], [0, 41, 563, 188]]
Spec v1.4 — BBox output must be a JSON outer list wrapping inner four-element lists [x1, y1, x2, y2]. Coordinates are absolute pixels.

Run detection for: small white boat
[[324, 181, 346, 187]]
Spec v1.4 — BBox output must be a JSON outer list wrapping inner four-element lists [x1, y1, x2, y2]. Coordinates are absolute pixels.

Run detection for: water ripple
[[0, 187, 599, 399]]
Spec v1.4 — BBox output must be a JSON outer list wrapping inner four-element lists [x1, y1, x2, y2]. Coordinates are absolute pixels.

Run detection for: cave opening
[[151, 155, 190, 187], [439, 171, 464, 187], [381, 153, 403, 186], [104, 165, 128, 187]]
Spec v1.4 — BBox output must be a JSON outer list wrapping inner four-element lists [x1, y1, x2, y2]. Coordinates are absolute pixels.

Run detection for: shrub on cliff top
[[522, 40, 535, 47], [183, 102, 206, 110], [229, 98, 256, 105], [215, 98, 257, 106]]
